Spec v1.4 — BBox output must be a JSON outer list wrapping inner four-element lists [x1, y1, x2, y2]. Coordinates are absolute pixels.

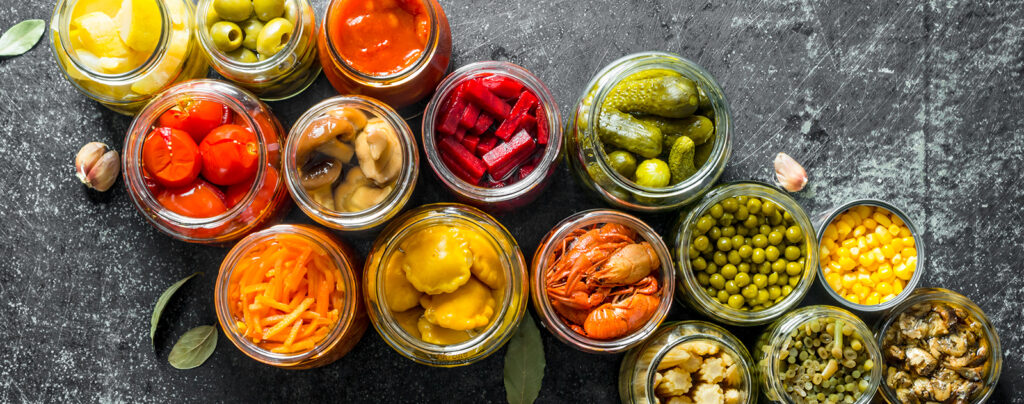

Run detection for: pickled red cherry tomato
[[158, 101, 232, 143], [199, 124, 259, 186], [142, 127, 202, 188], [225, 164, 279, 222], [157, 179, 228, 218]]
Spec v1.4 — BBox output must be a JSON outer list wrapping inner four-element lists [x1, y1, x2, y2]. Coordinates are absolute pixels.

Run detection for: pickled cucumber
[[646, 115, 715, 149], [694, 133, 717, 167], [620, 68, 681, 82], [604, 75, 700, 118], [598, 109, 663, 158], [606, 150, 637, 178], [668, 136, 697, 184]]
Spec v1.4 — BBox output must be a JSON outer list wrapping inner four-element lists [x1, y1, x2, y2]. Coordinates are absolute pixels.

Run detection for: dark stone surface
[[1, 0, 1021, 402]]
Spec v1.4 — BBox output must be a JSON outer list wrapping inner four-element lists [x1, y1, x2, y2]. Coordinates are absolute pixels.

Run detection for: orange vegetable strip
[[284, 319, 303, 348], [242, 283, 270, 295], [264, 297, 313, 339], [256, 295, 293, 312], [271, 339, 314, 354], [284, 251, 309, 293]]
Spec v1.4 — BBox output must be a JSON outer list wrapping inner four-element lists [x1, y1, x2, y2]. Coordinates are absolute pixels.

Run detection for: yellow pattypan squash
[[421, 278, 496, 331], [400, 226, 472, 295], [393, 307, 423, 340], [417, 316, 473, 345], [457, 227, 505, 290], [383, 252, 422, 312]]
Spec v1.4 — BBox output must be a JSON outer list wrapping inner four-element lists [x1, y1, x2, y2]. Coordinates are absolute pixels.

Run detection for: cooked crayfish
[[544, 223, 662, 340]]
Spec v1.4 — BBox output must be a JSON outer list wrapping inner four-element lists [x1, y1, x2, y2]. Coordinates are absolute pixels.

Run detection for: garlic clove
[[75, 142, 108, 183], [774, 152, 807, 192], [75, 142, 121, 192]]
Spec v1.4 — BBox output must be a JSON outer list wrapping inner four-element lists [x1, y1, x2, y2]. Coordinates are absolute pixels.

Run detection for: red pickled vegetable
[[440, 151, 481, 184], [518, 154, 542, 180], [463, 79, 511, 119], [453, 126, 467, 142], [438, 90, 467, 136], [494, 91, 538, 140], [480, 75, 524, 98], [459, 104, 480, 129], [142, 127, 202, 188], [157, 179, 228, 218], [461, 135, 480, 152], [518, 115, 537, 134], [472, 113, 494, 135], [475, 136, 499, 156], [483, 130, 536, 180], [439, 136, 487, 180], [535, 104, 549, 145]]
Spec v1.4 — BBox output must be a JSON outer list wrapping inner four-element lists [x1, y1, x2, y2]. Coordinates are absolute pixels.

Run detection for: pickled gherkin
[[604, 75, 700, 118], [668, 136, 696, 184], [598, 109, 663, 158], [653, 115, 715, 149]]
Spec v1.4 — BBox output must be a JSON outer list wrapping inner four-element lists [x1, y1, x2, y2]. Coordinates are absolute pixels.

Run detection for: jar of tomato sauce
[[50, 0, 209, 115], [122, 79, 289, 244], [216, 224, 368, 369], [317, 0, 452, 115]]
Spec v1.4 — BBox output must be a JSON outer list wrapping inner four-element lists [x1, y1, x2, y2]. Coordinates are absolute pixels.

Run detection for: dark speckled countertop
[[1, 0, 1022, 402]]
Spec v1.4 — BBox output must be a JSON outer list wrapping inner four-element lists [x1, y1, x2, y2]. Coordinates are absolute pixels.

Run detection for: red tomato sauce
[[328, 0, 430, 76]]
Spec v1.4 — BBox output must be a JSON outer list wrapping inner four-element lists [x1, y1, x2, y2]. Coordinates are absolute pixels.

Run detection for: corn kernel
[[841, 238, 856, 248], [840, 214, 858, 228], [891, 254, 903, 265], [857, 237, 868, 250], [837, 221, 853, 237], [858, 289, 870, 300], [823, 225, 838, 240], [853, 225, 867, 237], [876, 281, 893, 295], [881, 244, 896, 258], [820, 245, 831, 260], [888, 225, 901, 236], [893, 279, 905, 294], [865, 234, 878, 248], [856, 272, 872, 284], [826, 273, 842, 291], [864, 293, 881, 305], [872, 212, 892, 227], [846, 293, 860, 304], [892, 238, 905, 250], [891, 214, 904, 226], [858, 253, 876, 267], [905, 256, 917, 272], [841, 273, 858, 289], [877, 263, 894, 280], [902, 247, 917, 258], [903, 236, 915, 247], [855, 205, 872, 219], [894, 263, 912, 280], [878, 230, 893, 244], [828, 261, 843, 273], [825, 238, 838, 251], [852, 283, 868, 296], [863, 218, 878, 229], [849, 247, 860, 256], [869, 270, 883, 283], [881, 294, 895, 303], [837, 246, 851, 258]]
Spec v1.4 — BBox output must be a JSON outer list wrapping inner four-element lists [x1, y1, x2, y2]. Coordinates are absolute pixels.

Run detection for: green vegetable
[[654, 115, 715, 148], [604, 75, 699, 118], [256, 17, 293, 57], [693, 133, 716, 167], [168, 325, 218, 370], [620, 68, 681, 82], [634, 159, 670, 188], [205, 6, 222, 27], [697, 85, 712, 111], [668, 136, 696, 184], [240, 18, 264, 50], [253, 0, 285, 21], [606, 150, 637, 178], [504, 312, 544, 404], [213, 0, 254, 22], [227, 47, 258, 63], [150, 272, 201, 347], [283, 0, 299, 23], [210, 21, 243, 52], [0, 19, 44, 57], [598, 109, 662, 158]]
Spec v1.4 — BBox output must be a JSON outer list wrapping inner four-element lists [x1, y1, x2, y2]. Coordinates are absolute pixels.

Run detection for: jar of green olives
[[196, 0, 320, 100], [671, 182, 818, 326], [753, 306, 883, 404], [564, 51, 731, 212]]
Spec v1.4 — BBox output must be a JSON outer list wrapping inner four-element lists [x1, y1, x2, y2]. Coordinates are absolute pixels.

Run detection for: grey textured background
[[1, 0, 1021, 402]]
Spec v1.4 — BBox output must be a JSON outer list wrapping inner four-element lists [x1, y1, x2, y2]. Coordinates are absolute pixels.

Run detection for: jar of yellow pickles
[[363, 203, 528, 366], [50, 0, 209, 115]]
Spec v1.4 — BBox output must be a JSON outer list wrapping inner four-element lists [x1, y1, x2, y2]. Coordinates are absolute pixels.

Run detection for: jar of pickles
[[283, 96, 419, 231], [196, 0, 321, 100], [422, 61, 562, 212], [619, 321, 756, 404], [565, 51, 731, 212], [122, 79, 289, 244], [532, 210, 675, 353], [215, 224, 367, 369], [363, 203, 528, 366], [875, 288, 1002, 404], [318, 0, 452, 114], [50, 0, 209, 115], [753, 305, 883, 404], [672, 182, 818, 326]]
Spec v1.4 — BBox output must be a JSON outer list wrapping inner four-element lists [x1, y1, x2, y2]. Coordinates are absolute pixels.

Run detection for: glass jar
[[50, 0, 209, 115], [122, 79, 289, 244], [363, 203, 528, 366], [283, 95, 419, 231], [215, 224, 367, 369], [318, 0, 452, 115], [565, 51, 731, 212], [619, 321, 757, 404], [422, 61, 562, 212], [671, 181, 818, 326], [531, 209, 675, 353], [195, 0, 320, 101], [753, 305, 883, 404], [875, 288, 1002, 404], [814, 199, 925, 313]]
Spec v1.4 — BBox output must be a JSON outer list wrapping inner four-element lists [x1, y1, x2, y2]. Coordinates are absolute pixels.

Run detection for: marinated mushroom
[[345, 184, 394, 212], [355, 117, 402, 184], [297, 116, 356, 163], [316, 138, 354, 163], [308, 184, 335, 210], [327, 107, 368, 132], [300, 158, 342, 190], [333, 168, 371, 209]]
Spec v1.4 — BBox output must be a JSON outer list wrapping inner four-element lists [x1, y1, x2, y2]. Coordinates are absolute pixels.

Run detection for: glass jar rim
[[580, 51, 732, 198], [283, 95, 419, 231], [531, 209, 676, 353], [814, 199, 926, 312], [195, 0, 308, 72], [214, 224, 361, 365], [421, 60, 563, 204], [642, 321, 757, 403], [676, 181, 819, 326]]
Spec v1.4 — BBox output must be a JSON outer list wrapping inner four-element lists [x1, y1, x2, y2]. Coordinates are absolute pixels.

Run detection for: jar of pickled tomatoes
[[317, 0, 452, 115], [215, 224, 368, 369], [363, 203, 528, 366], [122, 79, 289, 244], [50, 0, 209, 115], [531, 209, 675, 354]]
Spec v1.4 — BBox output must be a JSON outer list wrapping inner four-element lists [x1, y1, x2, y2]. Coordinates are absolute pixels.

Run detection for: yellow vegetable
[[382, 252, 422, 312], [400, 226, 472, 295], [393, 307, 423, 339], [417, 317, 473, 345], [114, 0, 161, 52], [457, 227, 505, 289], [72, 12, 130, 59], [421, 278, 495, 331]]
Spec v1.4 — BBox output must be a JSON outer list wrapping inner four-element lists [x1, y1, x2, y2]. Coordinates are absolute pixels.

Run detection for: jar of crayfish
[[531, 209, 675, 354], [283, 95, 419, 232], [363, 203, 528, 366], [215, 224, 368, 369], [619, 321, 757, 404], [671, 181, 817, 326], [317, 0, 452, 115], [50, 0, 209, 115], [195, 0, 321, 100], [122, 79, 289, 244]]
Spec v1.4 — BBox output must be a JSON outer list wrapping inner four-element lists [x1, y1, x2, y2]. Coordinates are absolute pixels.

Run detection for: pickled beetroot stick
[[459, 104, 480, 129], [461, 135, 480, 152], [472, 113, 494, 136], [518, 154, 543, 180], [440, 152, 482, 185], [439, 136, 487, 180], [463, 79, 511, 119], [454, 126, 467, 142], [535, 104, 548, 145], [494, 91, 538, 140], [475, 136, 499, 157], [480, 75, 524, 99], [483, 130, 536, 180], [438, 87, 467, 136]]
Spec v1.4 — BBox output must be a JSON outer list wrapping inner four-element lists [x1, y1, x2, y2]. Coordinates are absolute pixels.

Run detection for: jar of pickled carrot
[[50, 0, 209, 115], [122, 79, 289, 244], [363, 203, 528, 366], [317, 0, 452, 115], [215, 224, 367, 369]]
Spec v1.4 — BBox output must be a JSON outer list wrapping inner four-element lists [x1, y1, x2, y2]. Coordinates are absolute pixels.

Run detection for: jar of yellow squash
[[50, 0, 209, 115], [363, 203, 528, 366]]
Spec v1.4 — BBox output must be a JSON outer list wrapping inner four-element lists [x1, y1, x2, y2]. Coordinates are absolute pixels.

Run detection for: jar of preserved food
[[122, 79, 289, 244], [195, 0, 320, 100], [565, 51, 731, 212], [50, 0, 209, 115], [215, 224, 367, 369], [363, 203, 528, 366]]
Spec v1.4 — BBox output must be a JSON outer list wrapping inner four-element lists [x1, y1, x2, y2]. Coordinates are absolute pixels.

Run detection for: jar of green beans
[[753, 305, 883, 404]]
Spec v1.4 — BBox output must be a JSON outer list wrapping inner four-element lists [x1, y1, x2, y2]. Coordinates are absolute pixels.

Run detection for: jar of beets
[[422, 61, 562, 212], [123, 79, 289, 244]]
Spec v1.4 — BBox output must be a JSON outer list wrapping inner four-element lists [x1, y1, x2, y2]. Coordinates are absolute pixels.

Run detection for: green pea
[[720, 226, 735, 238], [708, 227, 721, 240], [758, 262, 772, 274], [239, 18, 264, 50], [721, 197, 738, 212], [777, 274, 789, 286], [747, 198, 762, 213], [752, 234, 768, 248], [693, 236, 710, 252], [725, 280, 739, 294], [741, 284, 759, 299], [256, 17, 294, 57], [253, 0, 285, 22], [737, 245, 752, 259], [727, 251, 741, 265], [721, 264, 737, 280], [786, 225, 804, 243], [735, 206, 749, 221], [743, 215, 759, 229], [719, 213, 734, 226], [696, 215, 715, 232], [709, 273, 725, 289], [210, 21, 243, 52], [783, 211, 793, 223], [786, 262, 803, 276], [226, 47, 258, 63], [709, 204, 724, 218], [769, 285, 781, 299], [772, 259, 787, 272], [713, 252, 727, 266], [759, 224, 772, 235], [635, 158, 671, 187], [757, 289, 770, 304], [729, 235, 743, 247], [784, 245, 801, 261], [716, 237, 732, 251], [727, 294, 745, 309], [687, 245, 700, 258], [214, 0, 254, 22], [753, 273, 768, 288], [736, 226, 748, 236], [738, 263, 750, 273], [765, 246, 780, 261], [717, 290, 730, 303], [763, 200, 776, 216], [705, 263, 718, 274], [768, 231, 783, 245], [606, 150, 637, 178], [768, 272, 779, 285], [788, 275, 800, 287], [734, 272, 751, 287], [769, 211, 783, 225], [697, 272, 710, 286], [691, 257, 707, 270]]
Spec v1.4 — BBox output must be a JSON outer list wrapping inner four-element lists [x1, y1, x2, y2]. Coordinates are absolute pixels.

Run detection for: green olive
[[210, 21, 243, 52], [213, 0, 254, 22], [634, 158, 670, 188], [606, 150, 637, 178], [283, 0, 299, 23], [256, 17, 294, 57], [253, 0, 285, 21], [205, 5, 222, 27], [239, 18, 264, 50], [227, 47, 258, 63]]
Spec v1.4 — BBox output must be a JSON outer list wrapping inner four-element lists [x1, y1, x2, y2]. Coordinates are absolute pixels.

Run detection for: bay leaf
[[0, 20, 45, 57], [150, 272, 201, 347], [504, 311, 545, 404], [168, 325, 217, 370]]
